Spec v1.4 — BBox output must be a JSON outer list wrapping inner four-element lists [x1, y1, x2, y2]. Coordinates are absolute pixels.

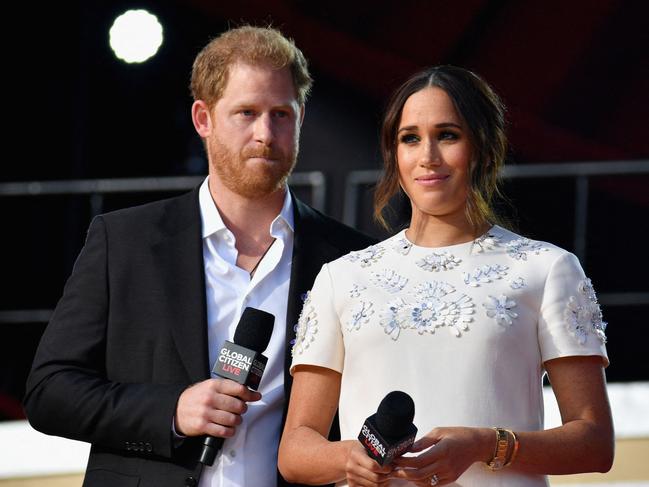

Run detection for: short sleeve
[[538, 252, 608, 366], [290, 263, 345, 374]]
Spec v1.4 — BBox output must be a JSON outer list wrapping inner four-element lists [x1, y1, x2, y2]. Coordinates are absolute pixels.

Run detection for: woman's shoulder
[[485, 225, 574, 263], [326, 232, 405, 273]]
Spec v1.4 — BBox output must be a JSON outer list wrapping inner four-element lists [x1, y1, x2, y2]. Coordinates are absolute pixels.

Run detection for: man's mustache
[[242, 146, 283, 160]]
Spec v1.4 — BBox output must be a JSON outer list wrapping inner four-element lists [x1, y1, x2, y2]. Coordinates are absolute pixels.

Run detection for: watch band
[[487, 427, 509, 470]]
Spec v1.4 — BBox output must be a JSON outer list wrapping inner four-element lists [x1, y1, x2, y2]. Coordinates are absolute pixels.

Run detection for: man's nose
[[253, 114, 274, 145]]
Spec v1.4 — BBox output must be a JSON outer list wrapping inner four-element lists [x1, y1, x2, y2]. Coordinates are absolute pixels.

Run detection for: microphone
[[357, 391, 418, 466], [199, 307, 275, 466]]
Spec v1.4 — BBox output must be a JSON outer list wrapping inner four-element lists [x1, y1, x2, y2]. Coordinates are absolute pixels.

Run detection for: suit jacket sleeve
[[24, 216, 186, 459]]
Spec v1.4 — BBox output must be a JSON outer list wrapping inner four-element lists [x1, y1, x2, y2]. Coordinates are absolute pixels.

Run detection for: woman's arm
[[278, 365, 393, 486], [392, 355, 614, 484], [509, 355, 614, 474]]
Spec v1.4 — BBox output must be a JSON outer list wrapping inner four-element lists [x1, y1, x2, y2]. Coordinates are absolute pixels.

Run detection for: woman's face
[[397, 86, 472, 222]]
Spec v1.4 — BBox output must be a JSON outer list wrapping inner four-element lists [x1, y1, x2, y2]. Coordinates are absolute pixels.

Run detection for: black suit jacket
[[24, 187, 375, 487]]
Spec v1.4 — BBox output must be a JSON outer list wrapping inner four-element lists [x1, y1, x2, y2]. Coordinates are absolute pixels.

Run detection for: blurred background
[[1, 0, 648, 485]]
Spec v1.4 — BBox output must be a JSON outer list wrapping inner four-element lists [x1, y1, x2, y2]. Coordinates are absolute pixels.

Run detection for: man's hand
[[175, 378, 262, 438]]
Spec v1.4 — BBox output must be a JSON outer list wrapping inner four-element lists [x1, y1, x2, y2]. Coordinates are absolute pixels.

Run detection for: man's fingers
[[175, 378, 262, 436], [207, 409, 243, 428], [203, 422, 236, 439], [212, 378, 262, 402]]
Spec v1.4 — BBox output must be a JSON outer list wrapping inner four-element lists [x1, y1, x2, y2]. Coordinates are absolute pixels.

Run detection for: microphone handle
[[199, 436, 225, 466]]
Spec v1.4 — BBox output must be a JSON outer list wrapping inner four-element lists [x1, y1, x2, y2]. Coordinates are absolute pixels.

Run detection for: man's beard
[[208, 135, 298, 199]]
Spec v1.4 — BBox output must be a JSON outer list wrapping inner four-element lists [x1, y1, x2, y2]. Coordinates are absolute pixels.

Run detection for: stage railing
[[342, 160, 649, 308], [1, 161, 648, 323]]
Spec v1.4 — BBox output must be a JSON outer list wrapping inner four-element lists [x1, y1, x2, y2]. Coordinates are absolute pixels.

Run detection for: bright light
[[109, 9, 163, 64]]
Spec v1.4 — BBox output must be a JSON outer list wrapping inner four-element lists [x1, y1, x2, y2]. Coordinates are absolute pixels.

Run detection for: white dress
[[290, 226, 608, 487]]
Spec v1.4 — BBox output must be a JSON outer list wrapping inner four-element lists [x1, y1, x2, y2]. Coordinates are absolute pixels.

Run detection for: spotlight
[[109, 9, 163, 64]]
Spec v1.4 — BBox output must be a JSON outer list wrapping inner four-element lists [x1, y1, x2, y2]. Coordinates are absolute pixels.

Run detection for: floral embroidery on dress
[[565, 278, 607, 344], [349, 284, 366, 298], [347, 301, 374, 331], [415, 251, 461, 272], [379, 298, 409, 340], [412, 281, 455, 300], [379, 282, 474, 339], [471, 231, 501, 254], [406, 286, 474, 337], [509, 277, 525, 289], [371, 269, 409, 293], [463, 264, 509, 287], [393, 236, 413, 255], [343, 244, 386, 267], [292, 291, 318, 356], [483, 294, 518, 326], [505, 238, 548, 260]]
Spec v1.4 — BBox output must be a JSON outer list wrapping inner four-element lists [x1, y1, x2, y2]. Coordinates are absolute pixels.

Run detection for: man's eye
[[273, 111, 290, 119], [241, 109, 255, 117]]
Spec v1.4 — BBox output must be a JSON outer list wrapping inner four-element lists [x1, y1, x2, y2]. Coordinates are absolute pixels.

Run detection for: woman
[[278, 66, 613, 486]]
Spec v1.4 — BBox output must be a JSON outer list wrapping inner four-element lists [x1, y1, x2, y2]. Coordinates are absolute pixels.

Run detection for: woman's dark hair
[[374, 65, 508, 232]]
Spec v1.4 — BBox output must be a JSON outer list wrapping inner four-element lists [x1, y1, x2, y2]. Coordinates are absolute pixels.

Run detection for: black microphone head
[[233, 307, 275, 353], [375, 391, 415, 439]]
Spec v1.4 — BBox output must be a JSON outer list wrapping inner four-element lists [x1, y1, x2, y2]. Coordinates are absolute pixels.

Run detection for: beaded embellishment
[[565, 278, 607, 344]]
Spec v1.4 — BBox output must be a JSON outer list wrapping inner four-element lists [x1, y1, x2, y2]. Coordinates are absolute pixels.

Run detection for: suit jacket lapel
[[152, 188, 210, 383]]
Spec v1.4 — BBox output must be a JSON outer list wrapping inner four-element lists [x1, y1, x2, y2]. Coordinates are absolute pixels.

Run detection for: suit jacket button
[[125, 441, 131, 451], [138, 441, 144, 451], [185, 476, 197, 487], [146, 442, 153, 452]]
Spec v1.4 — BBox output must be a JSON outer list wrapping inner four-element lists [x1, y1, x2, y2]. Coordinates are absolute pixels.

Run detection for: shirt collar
[[199, 176, 295, 239]]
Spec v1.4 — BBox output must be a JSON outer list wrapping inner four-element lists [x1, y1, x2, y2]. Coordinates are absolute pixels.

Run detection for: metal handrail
[[340, 160, 649, 311], [0, 171, 327, 214]]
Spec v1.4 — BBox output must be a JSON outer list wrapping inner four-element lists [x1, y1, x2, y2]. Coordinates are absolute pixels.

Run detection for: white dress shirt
[[198, 177, 293, 487]]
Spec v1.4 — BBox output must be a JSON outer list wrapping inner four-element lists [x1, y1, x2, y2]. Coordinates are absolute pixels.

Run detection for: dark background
[[2, 0, 648, 420]]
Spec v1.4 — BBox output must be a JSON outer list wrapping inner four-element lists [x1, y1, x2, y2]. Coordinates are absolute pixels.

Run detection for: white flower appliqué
[[509, 277, 525, 289], [393, 237, 413, 255], [505, 238, 548, 261], [349, 284, 366, 298], [463, 264, 509, 287], [344, 244, 386, 267], [415, 251, 461, 272], [347, 301, 374, 332], [379, 298, 409, 340], [292, 291, 318, 356], [472, 231, 501, 254], [371, 269, 409, 293], [483, 294, 518, 326], [565, 278, 607, 344]]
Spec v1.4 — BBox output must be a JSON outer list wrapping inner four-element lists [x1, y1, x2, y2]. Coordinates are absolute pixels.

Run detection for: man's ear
[[298, 104, 305, 126], [191, 100, 212, 138]]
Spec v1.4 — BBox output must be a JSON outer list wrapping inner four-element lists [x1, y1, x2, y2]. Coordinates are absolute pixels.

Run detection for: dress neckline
[[397, 225, 499, 252]]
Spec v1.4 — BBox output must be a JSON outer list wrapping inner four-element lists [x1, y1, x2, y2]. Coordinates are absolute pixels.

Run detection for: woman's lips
[[415, 174, 449, 186]]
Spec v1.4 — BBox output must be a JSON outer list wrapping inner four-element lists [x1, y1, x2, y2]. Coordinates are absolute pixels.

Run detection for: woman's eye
[[399, 134, 419, 144], [439, 131, 459, 141]]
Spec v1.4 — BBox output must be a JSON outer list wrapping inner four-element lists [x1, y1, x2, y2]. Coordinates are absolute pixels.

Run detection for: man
[[24, 26, 374, 487]]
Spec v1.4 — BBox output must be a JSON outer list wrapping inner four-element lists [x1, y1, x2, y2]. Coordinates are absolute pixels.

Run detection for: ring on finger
[[430, 473, 439, 485]]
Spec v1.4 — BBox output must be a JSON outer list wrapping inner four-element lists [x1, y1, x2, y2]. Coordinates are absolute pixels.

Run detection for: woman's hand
[[391, 426, 493, 485], [346, 441, 393, 487]]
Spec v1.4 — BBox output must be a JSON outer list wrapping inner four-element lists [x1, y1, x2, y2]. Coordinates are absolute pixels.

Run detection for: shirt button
[[229, 449, 236, 457], [185, 476, 197, 487]]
